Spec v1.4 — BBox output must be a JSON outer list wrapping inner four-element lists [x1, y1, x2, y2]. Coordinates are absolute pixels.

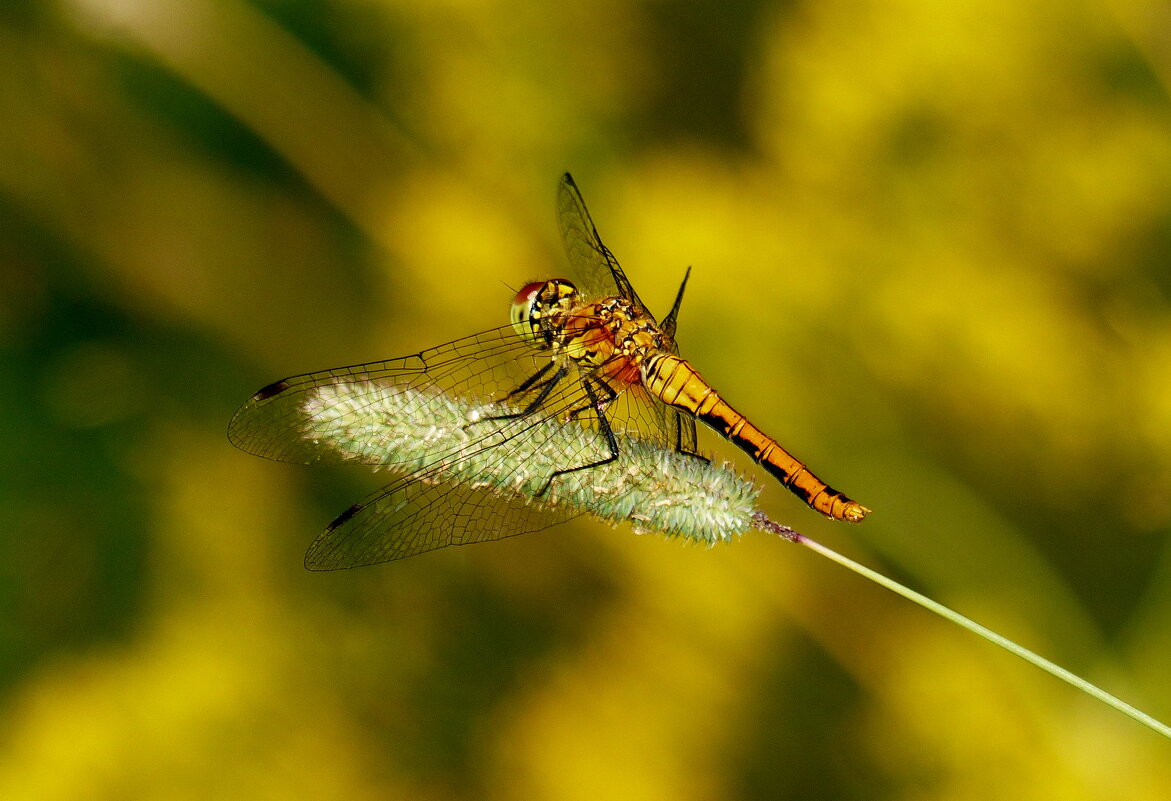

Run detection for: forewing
[[557, 173, 655, 320], [556, 175, 700, 455], [228, 325, 543, 466]]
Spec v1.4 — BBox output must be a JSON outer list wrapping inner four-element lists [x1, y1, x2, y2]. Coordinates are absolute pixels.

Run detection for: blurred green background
[[3, 0, 1170, 798]]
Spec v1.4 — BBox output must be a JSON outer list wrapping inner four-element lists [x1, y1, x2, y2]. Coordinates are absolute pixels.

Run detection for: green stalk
[[753, 512, 1170, 739]]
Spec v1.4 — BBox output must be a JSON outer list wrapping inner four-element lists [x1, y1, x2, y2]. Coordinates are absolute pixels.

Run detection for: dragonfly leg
[[502, 361, 556, 402], [469, 363, 568, 428], [535, 376, 620, 497], [565, 372, 617, 422]]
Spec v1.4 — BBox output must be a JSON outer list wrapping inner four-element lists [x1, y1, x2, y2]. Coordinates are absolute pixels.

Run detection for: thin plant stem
[[752, 512, 1171, 740]]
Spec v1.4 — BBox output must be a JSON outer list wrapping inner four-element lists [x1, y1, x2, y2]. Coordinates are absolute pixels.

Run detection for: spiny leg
[[504, 361, 555, 401], [536, 375, 620, 497], [565, 371, 617, 422], [469, 362, 568, 428]]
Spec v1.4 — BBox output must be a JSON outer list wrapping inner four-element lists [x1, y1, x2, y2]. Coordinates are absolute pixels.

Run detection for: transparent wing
[[557, 173, 656, 321], [654, 265, 699, 454], [230, 325, 545, 466], [557, 173, 699, 452], [304, 467, 579, 569]]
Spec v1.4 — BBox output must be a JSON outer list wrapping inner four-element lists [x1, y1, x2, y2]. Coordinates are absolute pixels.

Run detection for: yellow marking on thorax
[[552, 298, 663, 390]]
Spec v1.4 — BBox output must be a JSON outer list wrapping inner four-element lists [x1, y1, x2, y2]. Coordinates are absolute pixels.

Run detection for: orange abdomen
[[643, 353, 869, 522]]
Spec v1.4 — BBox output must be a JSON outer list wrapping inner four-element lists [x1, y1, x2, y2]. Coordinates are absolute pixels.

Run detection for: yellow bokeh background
[[2, 0, 1170, 798]]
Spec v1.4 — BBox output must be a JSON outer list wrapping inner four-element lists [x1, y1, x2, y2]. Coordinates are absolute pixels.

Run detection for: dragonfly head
[[511, 279, 578, 347]]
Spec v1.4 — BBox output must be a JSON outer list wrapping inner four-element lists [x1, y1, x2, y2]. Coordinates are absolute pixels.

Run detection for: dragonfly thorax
[[511, 279, 579, 349], [553, 295, 670, 390], [513, 282, 664, 389]]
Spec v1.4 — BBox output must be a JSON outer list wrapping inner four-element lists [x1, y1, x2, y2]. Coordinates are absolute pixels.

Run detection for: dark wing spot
[[253, 380, 292, 401], [326, 503, 364, 532]]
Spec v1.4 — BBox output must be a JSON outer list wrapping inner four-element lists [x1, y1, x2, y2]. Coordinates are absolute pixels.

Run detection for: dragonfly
[[228, 174, 869, 569]]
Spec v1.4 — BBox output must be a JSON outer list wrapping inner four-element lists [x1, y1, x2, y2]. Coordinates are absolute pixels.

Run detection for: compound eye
[[510, 282, 547, 345], [512, 282, 546, 311]]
